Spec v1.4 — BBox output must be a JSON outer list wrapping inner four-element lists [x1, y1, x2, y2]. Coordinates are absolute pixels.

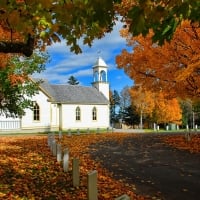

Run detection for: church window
[[92, 107, 97, 121], [76, 107, 81, 121], [100, 70, 106, 82], [33, 102, 40, 121]]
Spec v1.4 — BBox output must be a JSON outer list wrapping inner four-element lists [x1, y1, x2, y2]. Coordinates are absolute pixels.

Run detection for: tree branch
[[0, 34, 34, 57]]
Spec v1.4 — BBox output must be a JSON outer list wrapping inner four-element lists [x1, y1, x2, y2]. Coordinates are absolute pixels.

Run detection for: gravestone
[[107, 127, 109, 133], [87, 170, 98, 200], [52, 140, 57, 156], [57, 144, 62, 163], [63, 148, 69, 172], [115, 194, 130, 200], [59, 131, 62, 140], [68, 129, 71, 136], [72, 158, 80, 187], [77, 128, 80, 135], [87, 128, 90, 134], [96, 128, 99, 134]]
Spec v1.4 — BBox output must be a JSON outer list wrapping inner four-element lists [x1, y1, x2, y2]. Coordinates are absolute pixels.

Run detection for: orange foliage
[[163, 134, 200, 154], [129, 86, 182, 124], [116, 20, 200, 99], [154, 92, 182, 124], [129, 86, 155, 117]]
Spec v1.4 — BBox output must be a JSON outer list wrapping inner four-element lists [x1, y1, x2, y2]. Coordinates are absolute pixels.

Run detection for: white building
[[0, 57, 110, 133]]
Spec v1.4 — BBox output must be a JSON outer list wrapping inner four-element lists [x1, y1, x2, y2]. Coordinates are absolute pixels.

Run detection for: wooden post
[[63, 148, 69, 172], [87, 170, 98, 200], [72, 158, 80, 187]]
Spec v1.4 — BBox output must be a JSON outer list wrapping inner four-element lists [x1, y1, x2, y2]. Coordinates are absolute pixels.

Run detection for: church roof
[[93, 57, 107, 68], [38, 79, 109, 104]]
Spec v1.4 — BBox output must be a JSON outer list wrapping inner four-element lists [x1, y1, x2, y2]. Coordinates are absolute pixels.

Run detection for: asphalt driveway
[[89, 133, 200, 200]]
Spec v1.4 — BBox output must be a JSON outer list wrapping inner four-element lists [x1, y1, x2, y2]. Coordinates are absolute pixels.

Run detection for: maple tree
[[129, 86, 155, 128], [129, 86, 182, 127], [116, 20, 200, 99], [152, 92, 182, 125], [0, 1, 199, 56]]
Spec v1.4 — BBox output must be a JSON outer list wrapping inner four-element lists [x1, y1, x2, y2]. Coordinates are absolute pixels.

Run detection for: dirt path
[[89, 134, 200, 200]]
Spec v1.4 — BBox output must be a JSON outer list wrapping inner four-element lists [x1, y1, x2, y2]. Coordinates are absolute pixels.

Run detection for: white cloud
[[34, 20, 129, 86]]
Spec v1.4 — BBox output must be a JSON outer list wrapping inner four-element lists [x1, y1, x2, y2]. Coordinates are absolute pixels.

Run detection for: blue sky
[[33, 20, 134, 92]]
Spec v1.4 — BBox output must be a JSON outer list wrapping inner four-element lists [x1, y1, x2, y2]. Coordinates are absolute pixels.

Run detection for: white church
[[0, 57, 110, 133]]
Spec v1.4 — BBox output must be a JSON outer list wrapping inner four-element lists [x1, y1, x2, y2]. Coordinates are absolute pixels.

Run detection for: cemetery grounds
[[0, 132, 200, 200]]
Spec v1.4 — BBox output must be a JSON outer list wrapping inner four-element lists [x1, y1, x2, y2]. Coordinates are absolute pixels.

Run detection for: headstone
[[87, 170, 98, 200], [115, 194, 130, 200], [59, 131, 62, 140], [52, 140, 57, 156], [153, 123, 156, 131], [107, 127, 109, 133], [72, 158, 80, 187], [157, 125, 159, 131], [47, 133, 51, 146], [68, 129, 71, 136], [87, 128, 90, 134], [57, 144, 62, 163], [166, 125, 169, 131], [77, 128, 80, 135], [96, 128, 99, 134], [186, 124, 189, 130], [63, 148, 69, 172]]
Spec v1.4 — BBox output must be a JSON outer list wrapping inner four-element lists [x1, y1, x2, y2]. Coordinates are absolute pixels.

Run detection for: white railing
[[0, 120, 21, 130]]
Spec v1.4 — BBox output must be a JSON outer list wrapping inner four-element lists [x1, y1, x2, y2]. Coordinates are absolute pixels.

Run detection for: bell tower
[[92, 57, 109, 100]]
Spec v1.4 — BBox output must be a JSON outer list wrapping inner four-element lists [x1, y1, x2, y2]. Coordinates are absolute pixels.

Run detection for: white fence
[[0, 120, 21, 130]]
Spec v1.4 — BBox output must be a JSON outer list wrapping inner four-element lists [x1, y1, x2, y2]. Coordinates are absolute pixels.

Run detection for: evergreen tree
[[67, 76, 79, 85]]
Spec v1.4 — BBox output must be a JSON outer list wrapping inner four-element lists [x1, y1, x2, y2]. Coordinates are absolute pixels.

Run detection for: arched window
[[76, 107, 81, 121], [33, 102, 40, 121], [100, 70, 106, 82], [92, 107, 97, 121]]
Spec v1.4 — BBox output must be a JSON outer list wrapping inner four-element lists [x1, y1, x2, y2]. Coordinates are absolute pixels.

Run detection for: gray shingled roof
[[38, 79, 109, 104]]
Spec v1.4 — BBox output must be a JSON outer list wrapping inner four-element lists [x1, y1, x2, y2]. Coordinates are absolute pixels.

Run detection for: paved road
[[89, 133, 200, 200]]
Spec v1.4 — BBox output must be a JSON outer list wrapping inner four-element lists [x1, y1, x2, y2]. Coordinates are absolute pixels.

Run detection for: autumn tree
[[116, 20, 200, 99], [129, 86, 155, 129], [0, 52, 48, 117], [67, 76, 79, 85], [0, 1, 199, 56]]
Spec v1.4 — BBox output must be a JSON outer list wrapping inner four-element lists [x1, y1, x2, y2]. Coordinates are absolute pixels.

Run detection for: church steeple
[[92, 57, 109, 100]]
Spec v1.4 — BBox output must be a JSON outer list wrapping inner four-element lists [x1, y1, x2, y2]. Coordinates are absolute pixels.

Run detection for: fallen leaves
[[162, 134, 200, 153], [0, 133, 143, 200], [1, 132, 199, 199]]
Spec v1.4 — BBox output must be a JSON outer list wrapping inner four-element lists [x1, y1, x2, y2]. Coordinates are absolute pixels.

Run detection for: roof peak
[[93, 57, 107, 68]]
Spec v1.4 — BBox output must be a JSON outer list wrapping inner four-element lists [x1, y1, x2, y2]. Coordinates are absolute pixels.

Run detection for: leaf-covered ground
[[0, 133, 145, 200], [0, 133, 199, 200]]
